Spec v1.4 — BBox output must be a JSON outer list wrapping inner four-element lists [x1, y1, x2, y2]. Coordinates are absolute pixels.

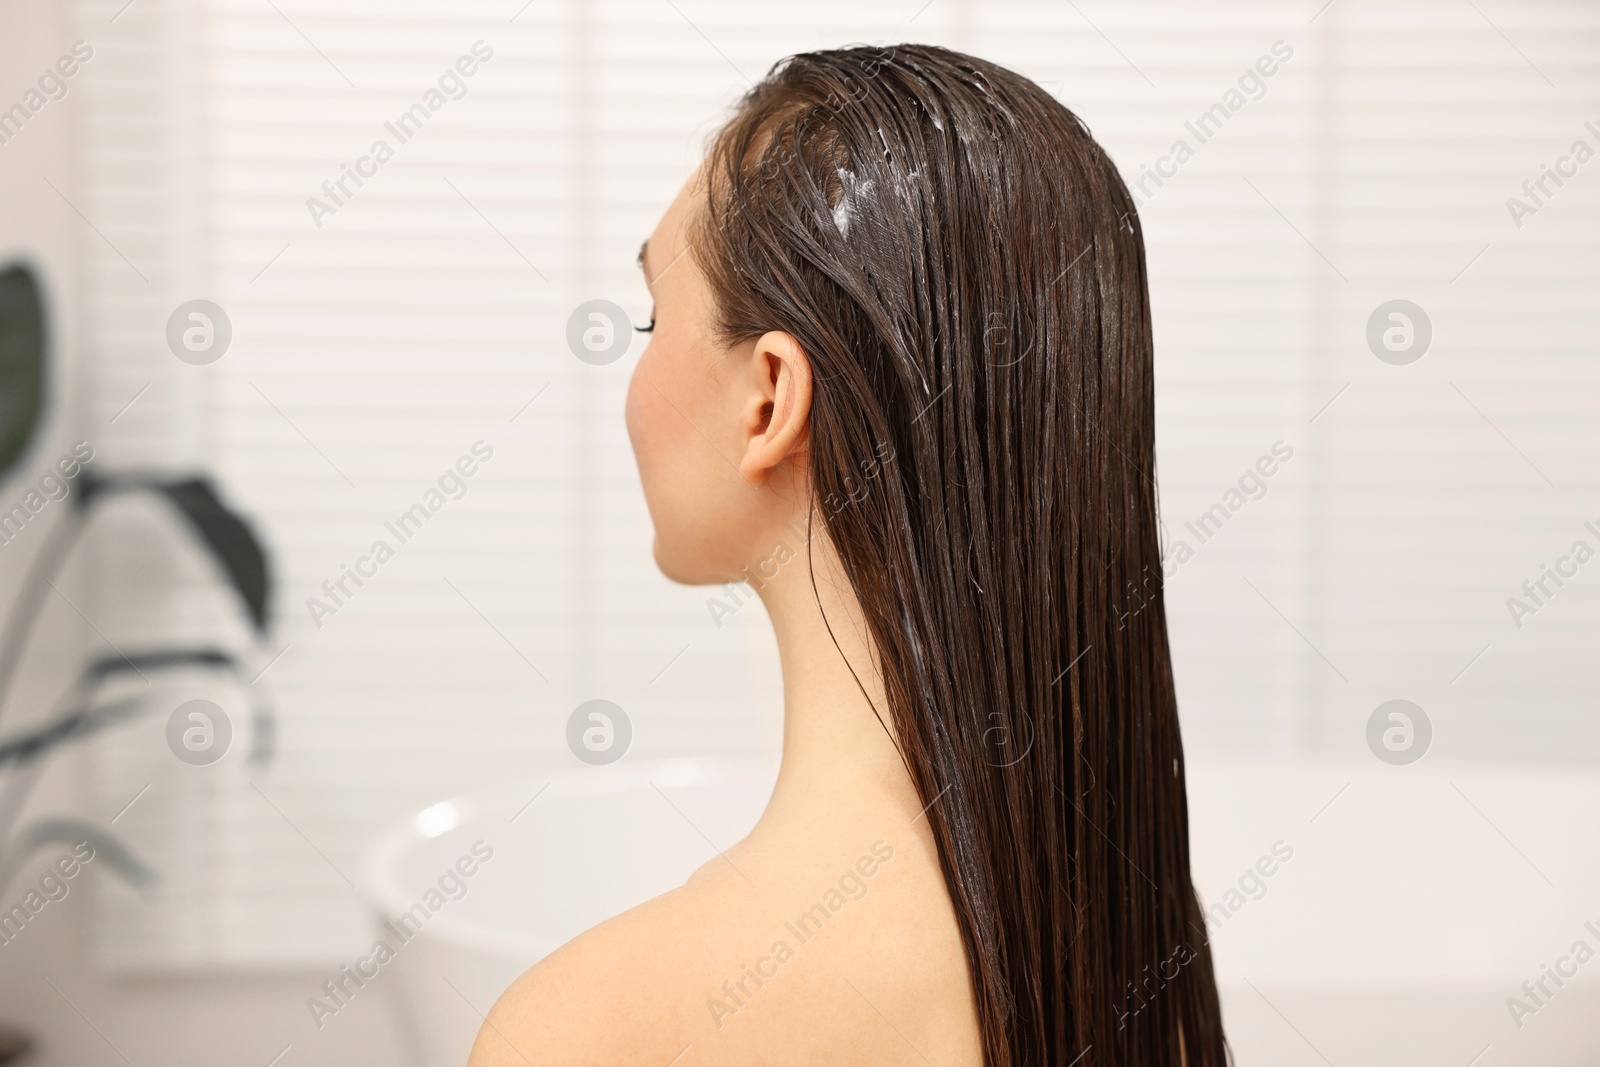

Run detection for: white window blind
[[73, 0, 1600, 970]]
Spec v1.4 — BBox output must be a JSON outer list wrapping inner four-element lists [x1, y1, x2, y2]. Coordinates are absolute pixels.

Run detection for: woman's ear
[[738, 330, 812, 486]]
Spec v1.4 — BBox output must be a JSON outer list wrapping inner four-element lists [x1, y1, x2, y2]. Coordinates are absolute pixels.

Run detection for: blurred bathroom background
[[0, 0, 1596, 1063]]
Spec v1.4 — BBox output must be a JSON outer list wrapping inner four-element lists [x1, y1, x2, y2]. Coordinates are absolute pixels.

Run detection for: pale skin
[[465, 173, 983, 1066]]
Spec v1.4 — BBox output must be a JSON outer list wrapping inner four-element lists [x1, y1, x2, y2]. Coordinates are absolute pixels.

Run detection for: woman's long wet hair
[[692, 44, 1227, 1067]]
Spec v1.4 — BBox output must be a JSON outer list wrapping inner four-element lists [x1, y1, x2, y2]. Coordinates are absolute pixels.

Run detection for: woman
[[471, 43, 1227, 1067]]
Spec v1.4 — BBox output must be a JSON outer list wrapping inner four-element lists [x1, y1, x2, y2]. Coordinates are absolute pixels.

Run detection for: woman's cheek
[[625, 341, 662, 448], [624, 359, 645, 451], [625, 348, 672, 494]]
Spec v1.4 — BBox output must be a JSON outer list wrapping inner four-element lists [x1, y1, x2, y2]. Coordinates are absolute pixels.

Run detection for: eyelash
[[635, 317, 655, 334]]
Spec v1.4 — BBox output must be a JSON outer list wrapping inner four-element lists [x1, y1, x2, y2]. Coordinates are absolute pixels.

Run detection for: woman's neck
[[750, 521, 921, 824]]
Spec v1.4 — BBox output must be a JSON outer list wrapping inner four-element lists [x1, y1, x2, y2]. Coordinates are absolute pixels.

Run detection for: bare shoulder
[[467, 830, 981, 1067], [466, 870, 727, 1067]]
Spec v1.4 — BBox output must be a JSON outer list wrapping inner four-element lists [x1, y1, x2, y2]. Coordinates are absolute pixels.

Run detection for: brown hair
[[693, 43, 1227, 1066]]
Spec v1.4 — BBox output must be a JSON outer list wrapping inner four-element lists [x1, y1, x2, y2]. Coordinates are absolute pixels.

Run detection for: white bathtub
[[360, 758, 778, 1066], [361, 760, 1600, 1066]]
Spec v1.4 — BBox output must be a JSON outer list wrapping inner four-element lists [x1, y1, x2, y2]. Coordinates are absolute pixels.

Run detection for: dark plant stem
[[0, 508, 87, 731]]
